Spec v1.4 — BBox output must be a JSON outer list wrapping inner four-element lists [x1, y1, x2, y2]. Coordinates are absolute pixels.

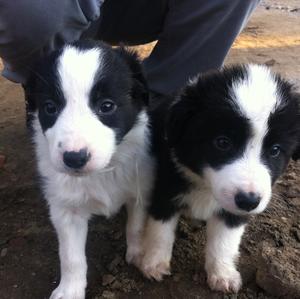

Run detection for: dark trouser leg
[[97, 0, 168, 45], [144, 0, 261, 94], [98, 0, 260, 95]]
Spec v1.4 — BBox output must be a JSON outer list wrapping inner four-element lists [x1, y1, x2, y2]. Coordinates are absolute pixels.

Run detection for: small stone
[[107, 255, 122, 272], [101, 290, 116, 299], [102, 274, 115, 286], [264, 59, 276, 66], [110, 280, 122, 290], [291, 228, 300, 242], [1, 248, 7, 257]]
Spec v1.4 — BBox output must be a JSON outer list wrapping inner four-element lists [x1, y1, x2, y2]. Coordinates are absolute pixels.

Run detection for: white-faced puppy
[[27, 41, 153, 299], [140, 64, 300, 293]]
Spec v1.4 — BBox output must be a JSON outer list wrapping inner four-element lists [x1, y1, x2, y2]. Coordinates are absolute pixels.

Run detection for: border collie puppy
[[140, 64, 300, 293], [27, 41, 153, 299]]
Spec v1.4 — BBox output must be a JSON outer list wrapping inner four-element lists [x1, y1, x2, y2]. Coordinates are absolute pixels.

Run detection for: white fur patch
[[205, 216, 245, 293], [139, 215, 179, 281], [58, 46, 102, 102], [171, 153, 219, 220], [232, 64, 281, 124]]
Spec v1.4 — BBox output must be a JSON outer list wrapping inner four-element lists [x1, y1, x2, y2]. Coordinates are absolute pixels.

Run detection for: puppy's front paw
[[49, 281, 85, 299], [126, 245, 143, 267], [140, 251, 171, 281], [206, 267, 242, 293]]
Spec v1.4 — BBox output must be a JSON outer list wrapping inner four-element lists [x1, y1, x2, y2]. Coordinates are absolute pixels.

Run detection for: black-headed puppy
[[27, 41, 153, 299], [139, 64, 300, 293]]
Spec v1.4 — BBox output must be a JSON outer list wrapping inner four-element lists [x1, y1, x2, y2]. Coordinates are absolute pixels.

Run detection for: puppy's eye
[[44, 101, 58, 116], [269, 144, 281, 158], [214, 136, 232, 151], [98, 100, 116, 114]]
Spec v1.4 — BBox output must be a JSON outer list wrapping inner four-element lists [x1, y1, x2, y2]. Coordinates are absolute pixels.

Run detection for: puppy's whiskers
[[97, 166, 116, 174]]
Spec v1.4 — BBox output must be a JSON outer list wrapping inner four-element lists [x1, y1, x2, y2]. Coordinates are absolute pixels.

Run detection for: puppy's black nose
[[235, 191, 261, 211], [63, 149, 90, 169]]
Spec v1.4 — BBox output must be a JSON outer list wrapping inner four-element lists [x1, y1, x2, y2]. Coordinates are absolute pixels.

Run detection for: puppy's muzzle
[[234, 191, 261, 211], [63, 148, 90, 169]]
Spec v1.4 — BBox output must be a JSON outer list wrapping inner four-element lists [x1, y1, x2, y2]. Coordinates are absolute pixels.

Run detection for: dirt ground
[[0, 1, 300, 298]]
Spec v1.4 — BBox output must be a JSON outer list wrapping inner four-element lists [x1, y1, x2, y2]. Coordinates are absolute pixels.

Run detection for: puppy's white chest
[[45, 172, 127, 216], [183, 187, 218, 221]]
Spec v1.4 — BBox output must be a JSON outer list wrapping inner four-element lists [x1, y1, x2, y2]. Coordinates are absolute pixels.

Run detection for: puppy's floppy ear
[[23, 68, 40, 113], [166, 88, 199, 147], [115, 47, 149, 106]]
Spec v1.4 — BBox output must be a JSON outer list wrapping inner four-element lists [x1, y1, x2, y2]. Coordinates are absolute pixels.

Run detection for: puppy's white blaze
[[232, 64, 281, 123], [231, 65, 279, 153], [58, 46, 102, 103], [48, 46, 117, 171]]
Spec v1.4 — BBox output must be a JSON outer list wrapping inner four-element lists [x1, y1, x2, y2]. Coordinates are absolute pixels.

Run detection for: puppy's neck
[[170, 150, 210, 189]]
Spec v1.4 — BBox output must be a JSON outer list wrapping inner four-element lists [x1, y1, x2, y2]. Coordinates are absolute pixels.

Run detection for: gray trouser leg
[[0, 0, 100, 83], [0, 0, 259, 95], [143, 0, 261, 94]]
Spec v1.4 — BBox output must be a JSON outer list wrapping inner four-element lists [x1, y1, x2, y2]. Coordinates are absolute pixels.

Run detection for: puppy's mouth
[[62, 165, 116, 177], [63, 167, 89, 177]]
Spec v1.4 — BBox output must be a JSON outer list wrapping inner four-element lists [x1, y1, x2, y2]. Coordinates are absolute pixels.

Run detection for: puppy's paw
[[206, 267, 242, 293], [49, 281, 85, 299], [140, 251, 171, 281], [126, 245, 143, 267], [142, 260, 171, 281]]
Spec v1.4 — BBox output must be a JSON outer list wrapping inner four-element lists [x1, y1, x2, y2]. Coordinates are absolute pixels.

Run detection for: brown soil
[[0, 1, 300, 298]]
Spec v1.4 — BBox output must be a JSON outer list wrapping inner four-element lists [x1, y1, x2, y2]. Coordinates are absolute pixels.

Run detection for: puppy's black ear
[[115, 47, 149, 106], [166, 88, 199, 147], [23, 68, 40, 114]]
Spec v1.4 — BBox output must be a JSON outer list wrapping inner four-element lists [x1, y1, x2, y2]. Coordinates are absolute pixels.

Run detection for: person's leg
[[97, 0, 260, 95], [144, 0, 261, 95], [97, 0, 168, 45], [0, 0, 101, 84]]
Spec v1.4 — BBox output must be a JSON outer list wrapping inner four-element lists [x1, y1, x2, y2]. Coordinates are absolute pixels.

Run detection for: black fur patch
[[262, 80, 300, 183], [217, 209, 249, 228], [26, 49, 66, 132], [147, 95, 189, 221]]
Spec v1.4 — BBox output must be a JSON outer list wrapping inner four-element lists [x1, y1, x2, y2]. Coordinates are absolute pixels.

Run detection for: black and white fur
[[28, 41, 153, 299], [139, 64, 300, 293]]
